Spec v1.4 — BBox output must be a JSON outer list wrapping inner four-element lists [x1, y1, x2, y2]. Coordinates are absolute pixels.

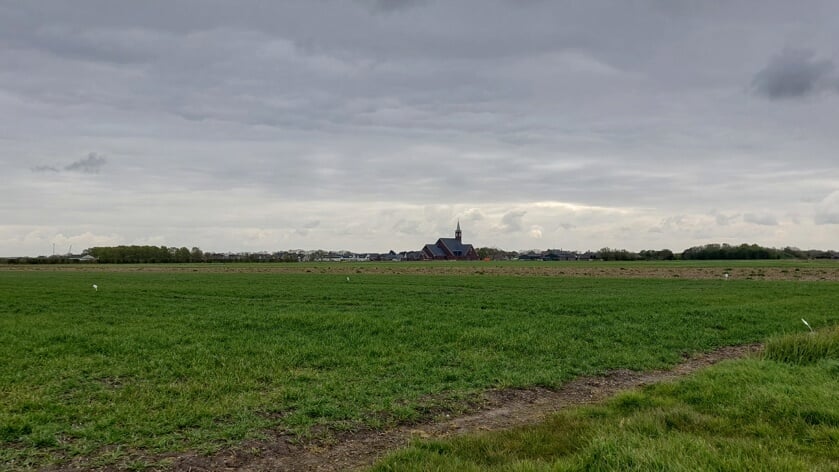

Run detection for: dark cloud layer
[[32, 153, 107, 174], [31, 165, 60, 173], [752, 49, 837, 100], [65, 153, 107, 174], [363, 0, 428, 13]]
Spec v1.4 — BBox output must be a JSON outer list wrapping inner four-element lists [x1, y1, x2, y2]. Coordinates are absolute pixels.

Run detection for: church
[[421, 221, 479, 261]]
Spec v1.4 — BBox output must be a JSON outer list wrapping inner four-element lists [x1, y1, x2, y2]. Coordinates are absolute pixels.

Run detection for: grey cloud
[[295, 221, 320, 236], [647, 216, 685, 234], [815, 213, 839, 225], [29, 26, 164, 65], [751, 49, 836, 100], [496, 210, 526, 233], [461, 208, 485, 222], [743, 213, 778, 226], [392, 219, 422, 235], [31, 165, 59, 173], [65, 153, 107, 174], [658, 215, 687, 230], [361, 0, 429, 13], [713, 212, 740, 226], [30, 153, 107, 175], [814, 191, 839, 224]]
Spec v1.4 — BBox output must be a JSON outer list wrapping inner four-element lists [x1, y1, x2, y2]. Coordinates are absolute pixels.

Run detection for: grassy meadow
[[1, 262, 837, 469]]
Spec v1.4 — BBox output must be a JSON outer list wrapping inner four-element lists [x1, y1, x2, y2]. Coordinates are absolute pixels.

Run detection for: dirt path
[[164, 344, 762, 472]]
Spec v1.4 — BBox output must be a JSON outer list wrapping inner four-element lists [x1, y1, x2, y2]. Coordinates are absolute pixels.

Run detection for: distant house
[[380, 250, 403, 262], [542, 250, 577, 261], [519, 250, 588, 261], [421, 221, 479, 261], [67, 254, 97, 263], [403, 251, 425, 261]]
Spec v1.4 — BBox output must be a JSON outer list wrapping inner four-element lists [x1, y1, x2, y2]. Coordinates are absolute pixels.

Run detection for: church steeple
[[455, 220, 462, 241]]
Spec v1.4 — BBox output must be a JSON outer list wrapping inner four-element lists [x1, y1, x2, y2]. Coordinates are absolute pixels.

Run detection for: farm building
[[421, 221, 479, 261]]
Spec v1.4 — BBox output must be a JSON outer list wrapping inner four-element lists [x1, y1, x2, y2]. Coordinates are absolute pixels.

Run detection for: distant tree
[[174, 247, 190, 263], [680, 243, 791, 260], [190, 247, 204, 262], [639, 249, 675, 260], [280, 252, 301, 262], [598, 248, 640, 261]]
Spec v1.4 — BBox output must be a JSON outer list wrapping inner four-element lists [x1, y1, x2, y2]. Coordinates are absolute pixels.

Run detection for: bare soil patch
[[4, 262, 837, 281], [133, 344, 761, 472]]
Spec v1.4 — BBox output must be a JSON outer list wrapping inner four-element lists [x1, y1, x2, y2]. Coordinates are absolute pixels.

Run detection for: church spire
[[455, 220, 462, 241]]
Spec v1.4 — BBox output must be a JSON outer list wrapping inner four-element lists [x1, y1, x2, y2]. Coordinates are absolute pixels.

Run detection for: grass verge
[[765, 324, 839, 364]]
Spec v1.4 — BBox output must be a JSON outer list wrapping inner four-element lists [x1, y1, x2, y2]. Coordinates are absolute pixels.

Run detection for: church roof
[[438, 238, 474, 255], [423, 244, 446, 258]]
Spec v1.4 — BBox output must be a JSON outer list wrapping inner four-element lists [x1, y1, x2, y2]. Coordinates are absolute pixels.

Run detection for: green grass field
[[372, 327, 839, 471], [1, 262, 837, 469]]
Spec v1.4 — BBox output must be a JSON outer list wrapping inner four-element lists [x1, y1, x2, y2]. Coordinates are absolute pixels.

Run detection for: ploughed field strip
[[0, 262, 837, 471], [3, 260, 838, 281]]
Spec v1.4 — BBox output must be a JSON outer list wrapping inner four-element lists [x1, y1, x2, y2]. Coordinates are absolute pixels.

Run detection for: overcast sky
[[2, 1, 838, 256]]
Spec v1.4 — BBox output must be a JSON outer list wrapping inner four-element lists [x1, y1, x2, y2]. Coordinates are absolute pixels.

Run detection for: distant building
[[541, 250, 577, 261], [403, 251, 425, 261], [421, 221, 479, 260], [67, 254, 97, 263]]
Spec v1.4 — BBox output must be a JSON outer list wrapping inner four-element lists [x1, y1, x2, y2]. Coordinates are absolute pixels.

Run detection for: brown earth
[[75, 344, 760, 472], [4, 261, 839, 281]]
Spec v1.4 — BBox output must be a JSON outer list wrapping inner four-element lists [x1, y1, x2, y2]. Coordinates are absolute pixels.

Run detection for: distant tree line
[[1, 255, 79, 264], [638, 249, 676, 260], [599, 244, 835, 261], [593, 244, 836, 261], [680, 244, 835, 260], [595, 248, 676, 261], [778, 247, 837, 259], [681, 243, 778, 260], [596, 248, 636, 261], [86, 246, 205, 263]]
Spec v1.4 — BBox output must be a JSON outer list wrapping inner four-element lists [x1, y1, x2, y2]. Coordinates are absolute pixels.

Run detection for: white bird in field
[[92, 284, 98, 291], [724, 273, 729, 280]]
